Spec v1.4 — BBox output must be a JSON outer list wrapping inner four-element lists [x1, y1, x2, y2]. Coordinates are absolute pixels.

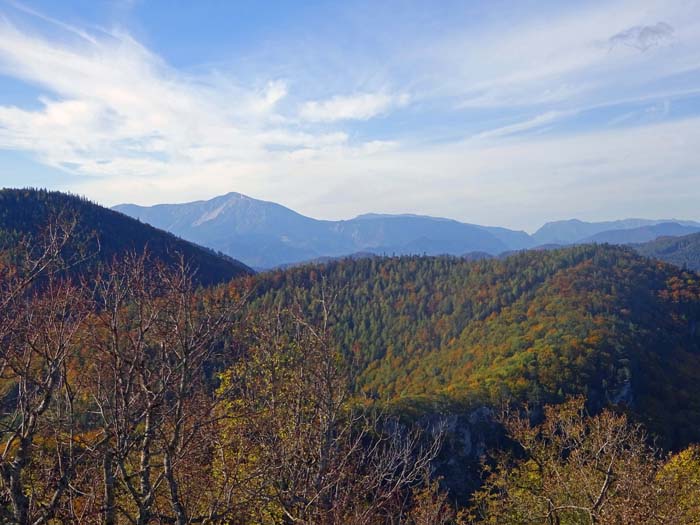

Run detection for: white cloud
[[249, 80, 288, 114], [0, 19, 266, 175], [0, 15, 397, 201], [299, 92, 409, 122], [0, 13, 418, 207], [472, 111, 576, 140]]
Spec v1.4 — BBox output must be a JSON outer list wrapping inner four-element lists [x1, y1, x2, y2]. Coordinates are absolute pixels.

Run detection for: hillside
[[0, 188, 252, 285], [113, 193, 532, 267], [635, 231, 700, 271], [249, 245, 700, 448]]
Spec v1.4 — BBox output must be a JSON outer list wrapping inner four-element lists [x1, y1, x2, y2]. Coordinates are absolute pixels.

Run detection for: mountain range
[[114, 192, 700, 269]]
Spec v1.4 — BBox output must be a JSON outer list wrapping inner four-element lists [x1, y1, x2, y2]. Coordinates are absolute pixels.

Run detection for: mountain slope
[[248, 245, 700, 448], [635, 231, 700, 271], [115, 192, 335, 268], [534, 218, 700, 245], [114, 193, 531, 268], [0, 188, 252, 285], [331, 214, 510, 256], [581, 222, 700, 244]]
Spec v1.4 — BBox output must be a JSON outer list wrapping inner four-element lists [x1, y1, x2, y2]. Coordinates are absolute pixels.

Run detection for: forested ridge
[[249, 246, 700, 448], [0, 188, 252, 285], [635, 231, 700, 271]]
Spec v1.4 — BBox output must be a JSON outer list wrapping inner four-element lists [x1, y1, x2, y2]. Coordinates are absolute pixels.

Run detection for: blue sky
[[0, 0, 699, 231]]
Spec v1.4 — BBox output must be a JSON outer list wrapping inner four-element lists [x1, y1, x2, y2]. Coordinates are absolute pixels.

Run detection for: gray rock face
[[413, 408, 503, 502]]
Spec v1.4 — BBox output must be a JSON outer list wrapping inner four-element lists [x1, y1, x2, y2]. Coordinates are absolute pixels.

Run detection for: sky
[[0, 0, 699, 231]]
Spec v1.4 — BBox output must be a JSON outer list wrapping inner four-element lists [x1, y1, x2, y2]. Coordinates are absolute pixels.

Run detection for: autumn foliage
[[1, 222, 700, 523]]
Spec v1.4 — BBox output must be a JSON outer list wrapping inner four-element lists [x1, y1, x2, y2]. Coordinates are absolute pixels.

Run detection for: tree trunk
[[164, 451, 187, 525], [8, 436, 31, 525], [8, 468, 29, 525], [103, 449, 116, 525]]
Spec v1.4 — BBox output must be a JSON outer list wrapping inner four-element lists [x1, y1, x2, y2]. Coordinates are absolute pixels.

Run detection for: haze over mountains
[[114, 192, 700, 269], [532, 218, 700, 245]]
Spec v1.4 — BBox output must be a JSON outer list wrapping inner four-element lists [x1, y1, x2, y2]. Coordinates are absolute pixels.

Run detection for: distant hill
[[581, 222, 700, 244], [534, 218, 700, 245], [461, 251, 494, 261], [249, 245, 700, 449], [634, 231, 700, 271], [114, 193, 533, 268], [0, 188, 252, 285]]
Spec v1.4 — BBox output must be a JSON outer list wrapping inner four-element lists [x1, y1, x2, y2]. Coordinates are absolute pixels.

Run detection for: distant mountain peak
[[217, 191, 262, 204]]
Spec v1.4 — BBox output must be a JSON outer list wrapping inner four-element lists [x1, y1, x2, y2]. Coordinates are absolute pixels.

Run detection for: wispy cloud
[[422, 1, 699, 111], [273, 115, 700, 231], [299, 92, 409, 122], [0, 19, 253, 175], [472, 111, 576, 140]]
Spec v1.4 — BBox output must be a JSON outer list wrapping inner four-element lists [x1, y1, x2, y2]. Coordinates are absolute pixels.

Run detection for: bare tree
[[84, 252, 240, 524], [0, 220, 91, 525]]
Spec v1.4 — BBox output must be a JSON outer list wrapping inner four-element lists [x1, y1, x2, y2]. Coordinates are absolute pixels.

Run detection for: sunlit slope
[[251, 245, 700, 447]]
